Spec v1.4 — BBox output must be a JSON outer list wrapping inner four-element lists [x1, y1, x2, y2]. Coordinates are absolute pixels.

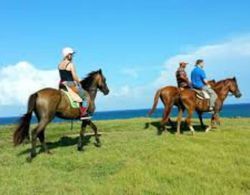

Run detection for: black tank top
[[59, 62, 74, 81]]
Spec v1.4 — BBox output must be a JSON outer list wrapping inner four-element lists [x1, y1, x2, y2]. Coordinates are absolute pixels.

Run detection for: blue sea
[[0, 103, 249, 125]]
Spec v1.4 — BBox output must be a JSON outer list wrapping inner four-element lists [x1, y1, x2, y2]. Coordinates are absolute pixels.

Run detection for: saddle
[[59, 83, 82, 103], [192, 89, 210, 100], [59, 83, 90, 110], [61, 90, 80, 108]]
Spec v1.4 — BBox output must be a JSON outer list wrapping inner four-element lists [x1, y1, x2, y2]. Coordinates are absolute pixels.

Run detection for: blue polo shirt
[[191, 66, 206, 89]]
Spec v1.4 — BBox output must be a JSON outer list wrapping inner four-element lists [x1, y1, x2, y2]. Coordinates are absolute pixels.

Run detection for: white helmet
[[62, 47, 75, 57]]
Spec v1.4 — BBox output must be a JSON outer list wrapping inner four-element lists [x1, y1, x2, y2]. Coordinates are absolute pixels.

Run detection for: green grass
[[0, 117, 250, 195]]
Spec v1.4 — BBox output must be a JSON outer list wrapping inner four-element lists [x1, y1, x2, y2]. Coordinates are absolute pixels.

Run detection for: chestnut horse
[[177, 77, 242, 134], [13, 69, 109, 161], [148, 80, 216, 131]]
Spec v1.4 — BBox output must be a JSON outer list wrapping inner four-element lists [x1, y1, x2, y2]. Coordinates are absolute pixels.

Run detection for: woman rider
[[58, 47, 90, 120]]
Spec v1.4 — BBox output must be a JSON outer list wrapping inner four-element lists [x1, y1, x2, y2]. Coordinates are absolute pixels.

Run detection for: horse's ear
[[233, 76, 236, 81], [98, 69, 102, 74]]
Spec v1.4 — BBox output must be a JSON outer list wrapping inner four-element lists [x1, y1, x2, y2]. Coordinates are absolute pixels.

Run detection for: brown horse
[[148, 80, 216, 130], [13, 69, 109, 161], [177, 77, 242, 134]]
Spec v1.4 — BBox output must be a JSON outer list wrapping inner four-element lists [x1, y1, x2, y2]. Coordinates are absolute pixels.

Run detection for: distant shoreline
[[1, 103, 249, 125], [1, 102, 249, 118]]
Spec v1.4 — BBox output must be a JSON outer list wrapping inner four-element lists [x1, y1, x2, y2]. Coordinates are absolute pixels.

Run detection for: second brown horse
[[148, 78, 241, 133], [148, 80, 216, 130], [177, 77, 241, 134]]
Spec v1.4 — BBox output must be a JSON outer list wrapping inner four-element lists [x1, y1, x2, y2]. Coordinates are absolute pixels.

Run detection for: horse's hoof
[[26, 155, 35, 163], [77, 148, 83, 151], [94, 142, 101, 147], [77, 145, 84, 151], [26, 157, 32, 163], [205, 129, 211, 133], [31, 152, 36, 158], [46, 150, 53, 155]]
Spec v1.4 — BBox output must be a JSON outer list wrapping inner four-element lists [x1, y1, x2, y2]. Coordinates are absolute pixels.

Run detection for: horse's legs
[[205, 123, 212, 132], [24, 110, 40, 144], [88, 120, 101, 147], [206, 113, 219, 132], [168, 118, 174, 127], [214, 100, 221, 126], [30, 127, 38, 159], [29, 119, 50, 160], [78, 121, 88, 151], [37, 130, 50, 154], [176, 107, 183, 134], [214, 113, 221, 126], [160, 103, 174, 130], [197, 111, 205, 128], [36, 111, 50, 153], [186, 109, 195, 134], [211, 112, 220, 126]]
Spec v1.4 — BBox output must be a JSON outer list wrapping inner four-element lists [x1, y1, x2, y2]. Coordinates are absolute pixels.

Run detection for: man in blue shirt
[[191, 59, 217, 111]]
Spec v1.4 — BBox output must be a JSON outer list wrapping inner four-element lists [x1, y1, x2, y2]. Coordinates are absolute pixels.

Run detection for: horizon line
[[1, 102, 249, 118]]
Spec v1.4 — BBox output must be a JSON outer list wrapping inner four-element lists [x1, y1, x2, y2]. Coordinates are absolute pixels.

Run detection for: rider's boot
[[79, 104, 91, 120]]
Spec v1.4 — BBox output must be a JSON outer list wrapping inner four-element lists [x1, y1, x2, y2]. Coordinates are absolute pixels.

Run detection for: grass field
[[0, 117, 250, 195]]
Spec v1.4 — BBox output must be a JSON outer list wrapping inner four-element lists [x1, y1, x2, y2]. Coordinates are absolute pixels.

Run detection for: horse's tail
[[148, 89, 162, 116], [13, 93, 37, 146]]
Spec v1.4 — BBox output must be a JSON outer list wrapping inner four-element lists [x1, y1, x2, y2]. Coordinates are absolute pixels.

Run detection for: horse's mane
[[80, 70, 101, 89], [214, 78, 234, 90]]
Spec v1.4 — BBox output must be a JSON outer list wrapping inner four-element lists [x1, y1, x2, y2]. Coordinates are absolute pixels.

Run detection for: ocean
[[0, 103, 249, 125]]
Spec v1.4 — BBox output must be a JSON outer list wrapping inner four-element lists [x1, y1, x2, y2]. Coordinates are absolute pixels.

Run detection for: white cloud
[[0, 61, 59, 106], [96, 84, 153, 111], [153, 35, 250, 103], [1, 35, 250, 116], [121, 68, 139, 79], [155, 35, 250, 88], [106, 35, 250, 109]]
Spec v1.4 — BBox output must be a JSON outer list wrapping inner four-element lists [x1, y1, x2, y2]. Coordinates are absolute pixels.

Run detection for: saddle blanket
[[61, 90, 80, 109], [192, 89, 210, 100]]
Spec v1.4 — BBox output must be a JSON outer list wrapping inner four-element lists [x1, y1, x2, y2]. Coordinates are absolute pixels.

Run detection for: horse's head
[[229, 77, 242, 98], [94, 69, 110, 95], [80, 69, 110, 95]]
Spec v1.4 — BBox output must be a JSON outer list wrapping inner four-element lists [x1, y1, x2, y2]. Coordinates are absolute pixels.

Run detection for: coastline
[[0, 103, 250, 125]]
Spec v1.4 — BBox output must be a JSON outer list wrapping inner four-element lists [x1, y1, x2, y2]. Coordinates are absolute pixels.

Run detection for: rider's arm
[[70, 63, 81, 83], [200, 70, 210, 86], [180, 75, 189, 82], [179, 72, 189, 82]]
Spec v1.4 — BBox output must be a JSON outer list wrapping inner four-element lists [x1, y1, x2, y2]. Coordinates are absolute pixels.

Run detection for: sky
[[0, 0, 250, 117]]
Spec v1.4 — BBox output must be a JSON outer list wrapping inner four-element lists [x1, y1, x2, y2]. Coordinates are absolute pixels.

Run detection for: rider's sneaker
[[80, 113, 92, 120], [208, 107, 215, 114]]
